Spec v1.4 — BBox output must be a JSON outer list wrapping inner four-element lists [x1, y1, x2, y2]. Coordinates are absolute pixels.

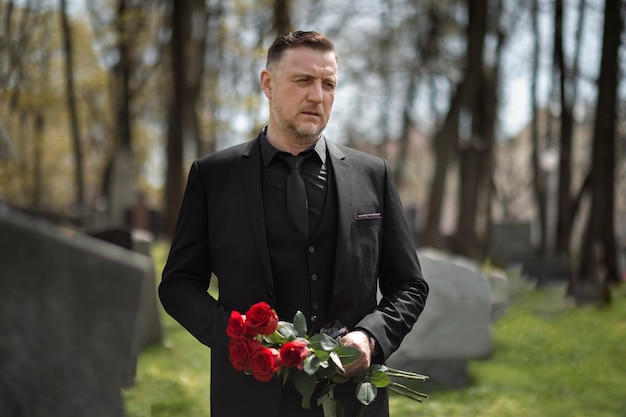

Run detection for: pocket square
[[356, 212, 382, 219]]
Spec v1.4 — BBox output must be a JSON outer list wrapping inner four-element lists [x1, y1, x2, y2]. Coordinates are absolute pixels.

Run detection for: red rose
[[279, 340, 309, 369], [245, 302, 278, 336], [226, 310, 247, 338], [228, 336, 252, 371], [250, 344, 281, 382]]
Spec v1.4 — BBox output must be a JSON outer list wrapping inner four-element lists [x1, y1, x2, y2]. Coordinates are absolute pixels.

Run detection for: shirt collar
[[260, 127, 327, 168]]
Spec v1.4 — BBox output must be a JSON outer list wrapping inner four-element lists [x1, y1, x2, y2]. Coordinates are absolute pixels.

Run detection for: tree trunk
[[574, 0, 622, 304], [421, 0, 486, 248], [189, 0, 208, 159], [164, 0, 208, 239], [107, 0, 137, 229], [565, 0, 587, 235], [448, 0, 488, 257], [531, 0, 548, 260], [421, 95, 459, 248], [60, 0, 84, 215], [554, 0, 575, 256], [393, 74, 417, 189], [273, 0, 292, 35], [394, 2, 441, 191]]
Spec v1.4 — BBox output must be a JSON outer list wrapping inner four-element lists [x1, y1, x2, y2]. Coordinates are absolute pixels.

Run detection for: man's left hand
[[340, 330, 372, 378]]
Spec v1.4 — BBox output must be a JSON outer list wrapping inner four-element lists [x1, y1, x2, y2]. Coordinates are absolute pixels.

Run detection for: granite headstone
[[0, 205, 150, 417], [387, 249, 499, 389]]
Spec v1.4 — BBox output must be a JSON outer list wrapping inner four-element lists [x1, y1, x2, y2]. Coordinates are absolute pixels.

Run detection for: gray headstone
[[88, 228, 163, 349], [388, 249, 496, 388], [0, 205, 150, 417], [131, 230, 163, 349], [489, 221, 533, 266]]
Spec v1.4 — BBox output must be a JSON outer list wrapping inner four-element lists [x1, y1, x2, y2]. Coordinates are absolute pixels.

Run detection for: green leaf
[[335, 346, 360, 366], [314, 350, 330, 361], [355, 381, 378, 406], [329, 351, 345, 373], [293, 311, 308, 337], [332, 374, 350, 384], [369, 364, 387, 373], [294, 371, 317, 409], [303, 354, 321, 375], [310, 333, 339, 351], [277, 322, 298, 340], [369, 370, 391, 388]]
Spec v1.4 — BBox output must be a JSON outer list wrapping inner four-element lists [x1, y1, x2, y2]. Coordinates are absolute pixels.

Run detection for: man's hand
[[340, 330, 372, 378]]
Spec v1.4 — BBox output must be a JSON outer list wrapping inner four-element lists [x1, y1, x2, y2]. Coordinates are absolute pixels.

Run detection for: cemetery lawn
[[123, 244, 626, 417]]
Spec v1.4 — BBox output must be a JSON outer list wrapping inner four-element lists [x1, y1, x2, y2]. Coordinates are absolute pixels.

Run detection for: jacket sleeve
[[159, 161, 230, 351], [354, 159, 428, 360]]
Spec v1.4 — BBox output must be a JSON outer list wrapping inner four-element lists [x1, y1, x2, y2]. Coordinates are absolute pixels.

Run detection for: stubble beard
[[272, 102, 325, 145]]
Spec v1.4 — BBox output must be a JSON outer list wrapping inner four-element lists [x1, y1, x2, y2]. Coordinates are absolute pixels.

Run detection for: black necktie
[[280, 153, 309, 239]]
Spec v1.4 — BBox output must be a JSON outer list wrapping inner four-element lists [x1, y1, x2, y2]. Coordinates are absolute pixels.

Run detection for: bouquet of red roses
[[227, 301, 427, 417]]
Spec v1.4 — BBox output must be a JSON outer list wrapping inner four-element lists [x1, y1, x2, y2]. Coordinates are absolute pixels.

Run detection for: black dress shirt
[[260, 132, 329, 238]]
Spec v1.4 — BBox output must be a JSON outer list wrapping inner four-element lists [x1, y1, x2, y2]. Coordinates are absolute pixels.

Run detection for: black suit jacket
[[160, 134, 428, 416]]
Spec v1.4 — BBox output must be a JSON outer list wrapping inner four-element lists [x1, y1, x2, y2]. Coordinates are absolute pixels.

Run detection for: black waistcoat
[[262, 157, 338, 334]]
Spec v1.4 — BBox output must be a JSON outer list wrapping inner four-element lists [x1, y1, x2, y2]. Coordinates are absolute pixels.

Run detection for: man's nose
[[307, 82, 324, 102]]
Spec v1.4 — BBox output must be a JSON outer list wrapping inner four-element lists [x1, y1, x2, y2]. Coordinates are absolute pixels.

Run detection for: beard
[[271, 101, 327, 145]]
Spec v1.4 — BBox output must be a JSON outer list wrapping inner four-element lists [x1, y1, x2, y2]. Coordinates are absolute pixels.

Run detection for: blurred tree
[[272, 0, 292, 35], [421, 0, 483, 249], [163, 0, 208, 238], [530, 0, 548, 258], [551, 0, 576, 257], [85, 0, 162, 228], [573, 0, 623, 303], [0, 3, 70, 210], [60, 0, 85, 215], [448, 0, 489, 258], [392, 0, 442, 190], [106, 0, 139, 228]]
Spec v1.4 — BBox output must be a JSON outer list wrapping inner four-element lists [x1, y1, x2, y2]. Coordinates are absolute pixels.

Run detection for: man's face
[[261, 47, 338, 146]]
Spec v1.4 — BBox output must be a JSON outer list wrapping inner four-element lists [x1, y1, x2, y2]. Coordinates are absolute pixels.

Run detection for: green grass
[[125, 244, 626, 417], [390, 284, 626, 417]]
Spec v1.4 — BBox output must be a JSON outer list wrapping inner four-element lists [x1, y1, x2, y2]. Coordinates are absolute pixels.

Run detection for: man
[[160, 31, 428, 417]]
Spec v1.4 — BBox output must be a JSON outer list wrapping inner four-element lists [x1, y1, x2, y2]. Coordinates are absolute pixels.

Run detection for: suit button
[[311, 274, 318, 281], [311, 315, 317, 322], [312, 302, 319, 310], [308, 246, 315, 253]]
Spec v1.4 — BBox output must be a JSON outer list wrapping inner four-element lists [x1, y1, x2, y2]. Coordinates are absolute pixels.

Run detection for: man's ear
[[260, 69, 272, 98]]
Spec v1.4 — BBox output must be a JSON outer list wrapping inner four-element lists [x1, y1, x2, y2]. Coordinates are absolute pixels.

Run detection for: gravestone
[[387, 249, 500, 389], [89, 228, 163, 349], [489, 221, 533, 266], [0, 204, 151, 417], [131, 230, 163, 349]]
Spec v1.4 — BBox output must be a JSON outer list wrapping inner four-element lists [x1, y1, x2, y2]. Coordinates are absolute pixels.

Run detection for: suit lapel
[[327, 140, 352, 275], [240, 136, 273, 281]]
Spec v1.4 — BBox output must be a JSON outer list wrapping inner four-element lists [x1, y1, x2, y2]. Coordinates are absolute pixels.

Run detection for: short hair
[[266, 31, 336, 68]]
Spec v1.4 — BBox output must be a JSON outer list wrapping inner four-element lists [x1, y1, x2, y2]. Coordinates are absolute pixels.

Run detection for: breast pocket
[[356, 212, 382, 227]]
